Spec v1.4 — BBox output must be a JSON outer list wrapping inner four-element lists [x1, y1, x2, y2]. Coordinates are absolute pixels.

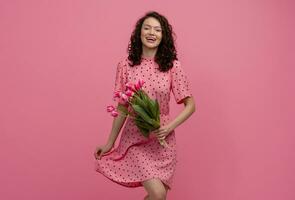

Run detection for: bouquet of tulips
[[106, 79, 167, 147]]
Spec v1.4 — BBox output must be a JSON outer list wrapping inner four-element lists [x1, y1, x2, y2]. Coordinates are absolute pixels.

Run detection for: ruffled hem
[[95, 168, 172, 189]]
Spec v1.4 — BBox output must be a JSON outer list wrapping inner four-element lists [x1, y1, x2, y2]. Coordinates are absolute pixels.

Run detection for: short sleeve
[[171, 60, 193, 104], [114, 60, 127, 93]]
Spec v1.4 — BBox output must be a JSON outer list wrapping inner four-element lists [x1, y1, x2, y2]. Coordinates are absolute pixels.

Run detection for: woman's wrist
[[106, 141, 114, 148], [167, 122, 177, 132]]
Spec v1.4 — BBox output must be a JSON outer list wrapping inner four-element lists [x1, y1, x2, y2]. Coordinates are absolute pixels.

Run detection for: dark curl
[[127, 11, 178, 72]]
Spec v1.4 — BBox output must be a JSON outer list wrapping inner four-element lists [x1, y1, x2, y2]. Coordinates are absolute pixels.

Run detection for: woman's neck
[[142, 46, 157, 58]]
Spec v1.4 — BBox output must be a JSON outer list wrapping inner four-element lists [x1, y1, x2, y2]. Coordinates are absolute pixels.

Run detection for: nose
[[149, 28, 155, 35]]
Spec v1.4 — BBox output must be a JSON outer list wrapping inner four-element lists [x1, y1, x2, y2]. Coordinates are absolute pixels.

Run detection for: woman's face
[[140, 17, 162, 50]]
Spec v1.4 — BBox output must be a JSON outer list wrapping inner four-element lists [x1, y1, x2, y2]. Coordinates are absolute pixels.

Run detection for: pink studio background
[[0, 0, 294, 200]]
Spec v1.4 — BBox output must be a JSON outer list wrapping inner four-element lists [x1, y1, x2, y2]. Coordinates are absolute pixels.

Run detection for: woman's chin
[[143, 43, 159, 49]]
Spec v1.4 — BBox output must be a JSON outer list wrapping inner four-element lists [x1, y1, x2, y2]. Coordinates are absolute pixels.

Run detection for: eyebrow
[[142, 24, 162, 29]]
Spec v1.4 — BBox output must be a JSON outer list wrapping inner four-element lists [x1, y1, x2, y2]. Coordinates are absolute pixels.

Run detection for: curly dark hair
[[127, 11, 178, 72]]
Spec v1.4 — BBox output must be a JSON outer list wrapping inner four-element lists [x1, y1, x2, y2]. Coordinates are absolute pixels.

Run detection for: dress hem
[[95, 168, 172, 190]]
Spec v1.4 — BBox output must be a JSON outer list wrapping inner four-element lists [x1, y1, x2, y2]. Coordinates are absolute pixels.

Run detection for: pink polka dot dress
[[94, 56, 192, 189]]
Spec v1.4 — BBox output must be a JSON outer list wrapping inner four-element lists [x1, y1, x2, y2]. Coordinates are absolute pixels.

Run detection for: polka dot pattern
[[94, 56, 192, 189]]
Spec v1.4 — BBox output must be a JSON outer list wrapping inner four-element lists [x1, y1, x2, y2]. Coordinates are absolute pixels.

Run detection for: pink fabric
[[94, 56, 192, 189]]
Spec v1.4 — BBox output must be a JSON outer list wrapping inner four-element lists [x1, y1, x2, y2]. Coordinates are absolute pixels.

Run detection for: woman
[[94, 11, 195, 200]]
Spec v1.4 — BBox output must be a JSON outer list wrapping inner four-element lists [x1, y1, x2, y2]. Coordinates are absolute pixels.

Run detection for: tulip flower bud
[[111, 110, 119, 117], [106, 105, 115, 112]]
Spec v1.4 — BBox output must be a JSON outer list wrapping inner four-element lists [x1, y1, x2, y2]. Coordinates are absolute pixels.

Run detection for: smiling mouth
[[146, 37, 156, 42]]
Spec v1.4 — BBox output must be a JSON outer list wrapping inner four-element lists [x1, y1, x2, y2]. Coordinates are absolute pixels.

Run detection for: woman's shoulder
[[170, 59, 182, 72], [117, 56, 130, 67], [172, 59, 181, 66]]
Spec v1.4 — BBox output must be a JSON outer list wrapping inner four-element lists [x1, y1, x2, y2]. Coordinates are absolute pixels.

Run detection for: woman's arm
[[154, 96, 196, 140], [169, 96, 196, 130], [106, 103, 128, 147], [94, 103, 128, 160]]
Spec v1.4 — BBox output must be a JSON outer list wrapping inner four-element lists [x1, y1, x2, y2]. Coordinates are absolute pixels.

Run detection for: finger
[[159, 131, 169, 137], [155, 127, 164, 132], [98, 151, 105, 160], [157, 134, 165, 139], [158, 135, 166, 140], [153, 129, 160, 133], [158, 136, 165, 141], [157, 130, 166, 135], [94, 149, 99, 158], [150, 131, 156, 135], [157, 133, 163, 137], [95, 149, 102, 159]]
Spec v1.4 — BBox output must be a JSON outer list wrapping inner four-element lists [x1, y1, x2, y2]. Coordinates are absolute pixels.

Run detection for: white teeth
[[146, 37, 156, 41], [146, 38, 156, 42]]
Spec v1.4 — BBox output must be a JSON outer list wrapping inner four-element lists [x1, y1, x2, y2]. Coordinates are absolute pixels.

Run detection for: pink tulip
[[113, 92, 128, 104], [111, 110, 119, 117], [117, 98, 126, 105], [121, 93, 129, 102], [125, 82, 136, 92], [106, 105, 115, 112], [135, 79, 145, 90], [113, 91, 121, 99], [138, 79, 145, 87], [134, 84, 140, 91], [125, 89, 134, 97]]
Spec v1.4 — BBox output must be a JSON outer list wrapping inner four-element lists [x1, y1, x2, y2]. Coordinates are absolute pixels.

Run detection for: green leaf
[[116, 104, 129, 116], [131, 104, 157, 126], [133, 95, 154, 118], [134, 119, 150, 137], [146, 99, 157, 118], [135, 122, 153, 133], [141, 90, 158, 118], [127, 89, 161, 136], [155, 99, 160, 121]]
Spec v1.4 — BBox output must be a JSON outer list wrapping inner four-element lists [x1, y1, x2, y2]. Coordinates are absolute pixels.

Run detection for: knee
[[150, 189, 166, 200]]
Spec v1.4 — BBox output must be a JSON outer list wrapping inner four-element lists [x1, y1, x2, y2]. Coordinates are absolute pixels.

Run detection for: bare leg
[[142, 178, 169, 200]]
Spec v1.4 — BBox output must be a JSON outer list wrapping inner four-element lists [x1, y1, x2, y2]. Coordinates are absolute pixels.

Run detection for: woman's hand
[[152, 124, 174, 141], [94, 143, 113, 160]]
